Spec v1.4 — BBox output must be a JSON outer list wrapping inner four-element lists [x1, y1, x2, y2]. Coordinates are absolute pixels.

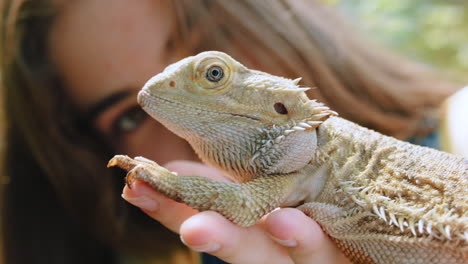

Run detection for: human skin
[[48, 0, 351, 263]]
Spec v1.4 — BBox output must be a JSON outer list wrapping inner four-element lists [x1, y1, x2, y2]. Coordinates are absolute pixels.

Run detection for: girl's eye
[[112, 106, 148, 135]]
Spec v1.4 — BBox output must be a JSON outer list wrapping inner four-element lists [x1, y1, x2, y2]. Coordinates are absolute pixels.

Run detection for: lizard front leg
[[108, 155, 295, 227]]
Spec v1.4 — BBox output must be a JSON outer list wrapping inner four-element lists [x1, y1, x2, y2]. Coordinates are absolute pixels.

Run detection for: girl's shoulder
[[439, 86, 468, 158]]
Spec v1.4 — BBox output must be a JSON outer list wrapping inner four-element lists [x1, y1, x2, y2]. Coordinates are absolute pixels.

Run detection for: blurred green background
[[324, 0, 468, 81]]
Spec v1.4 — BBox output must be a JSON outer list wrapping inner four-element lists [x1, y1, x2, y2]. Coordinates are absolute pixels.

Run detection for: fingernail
[[180, 236, 221, 253], [269, 235, 298, 247], [122, 193, 159, 211]]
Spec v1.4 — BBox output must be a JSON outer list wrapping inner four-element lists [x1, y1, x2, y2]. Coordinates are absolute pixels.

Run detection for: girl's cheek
[[117, 119, 196, 164]]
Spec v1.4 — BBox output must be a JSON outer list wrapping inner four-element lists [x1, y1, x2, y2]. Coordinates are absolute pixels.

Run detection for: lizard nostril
[[169, 81, 175, 87]]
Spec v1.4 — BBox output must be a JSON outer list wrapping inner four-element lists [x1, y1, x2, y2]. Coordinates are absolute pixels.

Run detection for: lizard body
[[109, 51, 467, 263]]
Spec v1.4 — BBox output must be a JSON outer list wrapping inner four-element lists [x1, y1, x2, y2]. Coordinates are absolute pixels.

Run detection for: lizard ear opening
[[274, 103, 288, 115]]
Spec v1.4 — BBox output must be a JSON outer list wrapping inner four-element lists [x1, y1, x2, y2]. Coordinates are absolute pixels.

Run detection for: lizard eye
[[194, 56, 230, 90], [206, 66, 224, 82]]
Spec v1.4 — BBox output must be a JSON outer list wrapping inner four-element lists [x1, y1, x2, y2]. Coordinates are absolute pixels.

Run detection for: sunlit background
[[325, 0, 468, 81]]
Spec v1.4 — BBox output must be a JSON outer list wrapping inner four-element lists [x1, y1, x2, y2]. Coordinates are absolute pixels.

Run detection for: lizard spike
[[292, 77, 302, 85], [284, 129, 295, 135], [340, 181, 355, 185], [328, 110, 339, 116], [408, 219, 417, 236], [426, 223, 432, 235], [418, 219, 424, 234], [312, 113, 330, 119], [389, 213, 399, 227], [306, 120, 322, 127], [437, 225, 445, 239], [464, 231, 468, 241], [350, 195, 365, 206], [346, 186, 365, 191], [360, 186, 374, 195], [379, 196, 391, 201], [406, 206, 426, 213], [290, 87, 310, 92], [379, 206, 387, 222], [303, 100, 319, 109], [292, 126, 306, 131], [373, 204, 381, 218], [298, 122, 312, 128], [274, 135, 285, 143], [442, 225, 452, 240], [398, 217, 405, 232], [314, 106, 330, 112]]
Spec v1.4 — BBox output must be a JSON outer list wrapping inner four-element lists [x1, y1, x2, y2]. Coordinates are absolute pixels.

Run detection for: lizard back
[[302, 116, 467, 263]]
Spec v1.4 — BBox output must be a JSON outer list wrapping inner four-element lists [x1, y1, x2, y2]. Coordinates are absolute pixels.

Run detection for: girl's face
[[49, 0, 196, 164]]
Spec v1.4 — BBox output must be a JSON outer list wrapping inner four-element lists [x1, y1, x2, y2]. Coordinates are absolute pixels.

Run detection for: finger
[[265, 208, 352, 264], [122, 160, 226, 233], [180, 211, 293, 264], [122, 181, 198, 233]]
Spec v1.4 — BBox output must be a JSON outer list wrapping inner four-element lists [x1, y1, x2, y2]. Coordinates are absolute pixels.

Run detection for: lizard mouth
[[138, 89, 261, 122]]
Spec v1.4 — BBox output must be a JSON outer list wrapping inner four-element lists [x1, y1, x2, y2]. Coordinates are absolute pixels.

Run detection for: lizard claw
[[108, 155, 137, 170], [109, 155, 179, 193], [109, 155, 161, 188]]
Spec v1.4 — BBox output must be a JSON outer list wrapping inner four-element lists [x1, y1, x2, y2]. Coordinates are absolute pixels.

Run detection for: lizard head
[[138, 51, 336, 182]]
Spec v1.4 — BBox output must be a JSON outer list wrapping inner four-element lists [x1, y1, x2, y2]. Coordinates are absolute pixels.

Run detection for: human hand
[[122, 160, 351, 264]]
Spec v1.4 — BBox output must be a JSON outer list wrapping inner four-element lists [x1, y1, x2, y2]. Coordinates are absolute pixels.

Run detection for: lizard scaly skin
[[108, 51, 467, 263]]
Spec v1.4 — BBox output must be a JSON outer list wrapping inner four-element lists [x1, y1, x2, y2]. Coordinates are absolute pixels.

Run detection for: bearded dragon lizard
[[108, 51, 467, 264]]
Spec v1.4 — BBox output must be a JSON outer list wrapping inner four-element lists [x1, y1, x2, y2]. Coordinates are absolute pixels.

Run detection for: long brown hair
[[0, 0, 459, 263], [1, 1, 183, 263], [172, 0, 459, 138]]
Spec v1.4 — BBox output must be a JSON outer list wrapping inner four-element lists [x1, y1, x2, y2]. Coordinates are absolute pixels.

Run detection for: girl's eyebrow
[[84, 89, 134, 121]]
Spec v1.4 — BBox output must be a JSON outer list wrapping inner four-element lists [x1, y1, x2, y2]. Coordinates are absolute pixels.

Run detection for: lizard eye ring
[[206, 66, 224, 82], [194, 55, 231, 90]]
